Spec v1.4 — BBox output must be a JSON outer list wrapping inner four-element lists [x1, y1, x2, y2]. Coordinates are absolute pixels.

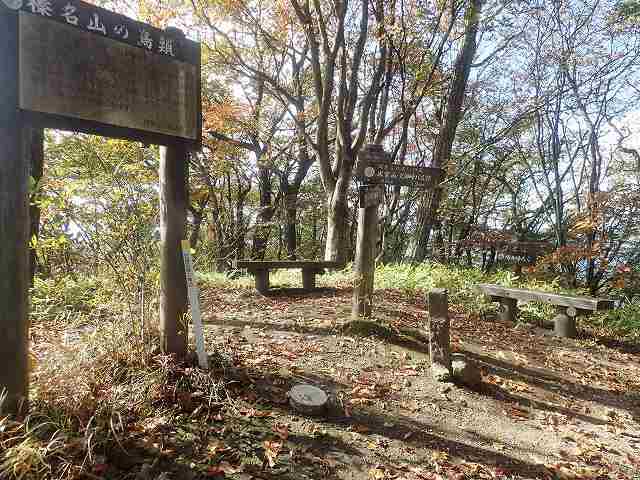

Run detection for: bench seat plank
[[234, 260, 345, 271], [477, 283, 614, 312]]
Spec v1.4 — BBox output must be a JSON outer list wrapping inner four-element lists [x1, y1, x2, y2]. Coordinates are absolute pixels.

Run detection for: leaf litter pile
[[5, 283, 640, 480]]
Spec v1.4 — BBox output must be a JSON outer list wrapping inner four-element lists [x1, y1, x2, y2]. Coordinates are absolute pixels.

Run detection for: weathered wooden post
[[350, 145, 443, 319], [159, 143, 189, 357], [428, 289, 452, 382], [0, 6, 30, 414], [352, 185, 380, 318], [27, 127, 44, 283], [352, 144, 387, 319]]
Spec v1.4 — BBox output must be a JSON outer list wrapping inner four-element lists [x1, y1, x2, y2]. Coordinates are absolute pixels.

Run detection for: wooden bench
[[233, 260, 345, 294], [476, 283, 615, 338]]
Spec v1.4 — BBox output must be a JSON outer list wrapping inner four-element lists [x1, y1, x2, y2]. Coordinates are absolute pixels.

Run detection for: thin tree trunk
[[284, 186, 298, 259], [412, 0, 482, 262], [251, 166, 273, 259]]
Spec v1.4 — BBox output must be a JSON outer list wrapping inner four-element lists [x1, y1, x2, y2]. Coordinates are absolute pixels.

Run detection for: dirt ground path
[[201, 285, 640, 480]]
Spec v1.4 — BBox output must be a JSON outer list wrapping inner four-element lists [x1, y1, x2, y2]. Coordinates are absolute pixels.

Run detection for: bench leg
[[554, 306, 577, 338], [254, 270, 269, 294], [498, 298, 518, 323], [302, 269, 316, 290]]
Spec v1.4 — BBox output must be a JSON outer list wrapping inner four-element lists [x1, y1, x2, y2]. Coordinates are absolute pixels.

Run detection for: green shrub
[[591, 298, 640, 337], [30, 276, 115, 327]]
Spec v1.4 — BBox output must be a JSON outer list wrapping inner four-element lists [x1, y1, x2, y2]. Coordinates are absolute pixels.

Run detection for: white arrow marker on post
[[181, 240, 209, 369]]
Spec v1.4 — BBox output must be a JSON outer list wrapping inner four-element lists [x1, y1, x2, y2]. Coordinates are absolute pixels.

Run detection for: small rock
[[404, 379, 412, 387], [432, 364, 453, 383], [451, 353, 482, 389]]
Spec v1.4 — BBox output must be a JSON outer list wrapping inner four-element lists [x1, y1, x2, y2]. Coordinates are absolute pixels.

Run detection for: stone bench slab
[[477, 283, 614, 312]]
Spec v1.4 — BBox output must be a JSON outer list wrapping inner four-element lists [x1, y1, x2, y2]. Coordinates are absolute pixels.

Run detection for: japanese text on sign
[[5, 0, 190, 61]]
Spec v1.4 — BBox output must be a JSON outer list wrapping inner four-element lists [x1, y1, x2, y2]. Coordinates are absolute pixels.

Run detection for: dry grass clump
[[2, 279, 227, 480]]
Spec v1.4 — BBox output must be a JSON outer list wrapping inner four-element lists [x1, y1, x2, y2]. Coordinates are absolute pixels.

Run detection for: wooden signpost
[[358, 160, 443, 189], [351, 144, 443, 319], [0, 0, 202, 413]]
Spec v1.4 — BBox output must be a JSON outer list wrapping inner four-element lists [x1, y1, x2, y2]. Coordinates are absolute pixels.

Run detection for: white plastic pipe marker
[[181, 240, 209, 369]]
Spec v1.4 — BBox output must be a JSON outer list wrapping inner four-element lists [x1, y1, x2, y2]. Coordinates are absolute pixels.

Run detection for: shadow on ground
[[465, 350, 640, 421], [219, 364, 552, 479]]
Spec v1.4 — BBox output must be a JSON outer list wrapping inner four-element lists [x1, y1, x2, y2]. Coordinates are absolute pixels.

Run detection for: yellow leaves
[[431, 450, 449, 463], [207, 439, 230, 456], [570, 217, 597, 235], [202, 0, 246, 21], [190, 188, 210, 204], [368, 467, 385, 479], [263, 439, 282, 467], [29, 349, 39, 370]]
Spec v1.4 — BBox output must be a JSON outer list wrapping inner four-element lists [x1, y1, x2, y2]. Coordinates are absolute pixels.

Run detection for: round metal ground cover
[[289, 384, 328, 416]]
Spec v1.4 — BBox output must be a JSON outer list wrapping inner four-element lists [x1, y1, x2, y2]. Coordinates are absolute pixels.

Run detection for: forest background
[[30, 0, 640, 329]]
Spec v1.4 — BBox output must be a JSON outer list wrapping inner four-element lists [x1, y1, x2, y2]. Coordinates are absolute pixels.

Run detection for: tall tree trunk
[[324, 174, 350, 262], [412, 0, 482, 262], [236, 194, 247, 260], [282, 133, 314, 260]]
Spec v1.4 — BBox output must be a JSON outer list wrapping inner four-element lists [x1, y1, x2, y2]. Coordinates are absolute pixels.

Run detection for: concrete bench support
[[477, 283, 614, 339], [302, 269, 317, 290], [498, 297, 518, 323], [234, 260, 344, 294], [553, 306, 577, 338], [254, 269, 269, 294]]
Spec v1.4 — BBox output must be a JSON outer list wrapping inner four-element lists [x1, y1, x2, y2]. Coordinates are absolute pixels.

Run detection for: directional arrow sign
[[364, 161, 444, 188]]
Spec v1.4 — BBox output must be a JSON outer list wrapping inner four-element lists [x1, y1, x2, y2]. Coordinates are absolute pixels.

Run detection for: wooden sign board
[[8, 0, 201, 147], [364, 161, 444, 188]]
